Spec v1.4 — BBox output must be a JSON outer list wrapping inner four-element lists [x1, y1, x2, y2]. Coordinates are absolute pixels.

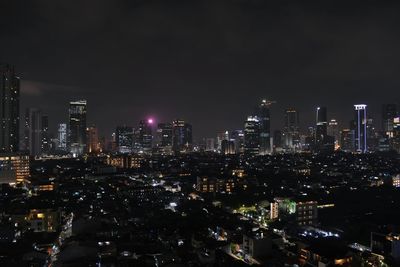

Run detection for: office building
[[0, 64, 20, 153], [138, 119, 153, 153], [327, 119, 339, 150], [172, 119, 192, 153], [354, 104, 368, 153], [116, 126, 134, 154], [86, 126, 101, 153], [0, 153, 29, 184], [244, 116, 260, 155], [257, 99, 272, 154], [57, 123, 67, 151], [157, 123, 173, 154], [340, 129, 355, 152], [231, 130, 244, 154], [283, 108, 300, 151], [69, 100, 87, 156], [382, 104, 397, 134], [41, 115, 50, 154], [24, 108, 43, 156]]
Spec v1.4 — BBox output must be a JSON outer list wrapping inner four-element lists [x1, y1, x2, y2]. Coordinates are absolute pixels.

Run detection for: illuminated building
[[257, 99, 273, 155], [393, 175, 400, 188], [392, 116, 400, 153], [0, 64, 20, 153], [138, 119, 153, 153], [157, 123, 173, 154], [221, 140, 235, 155], [296, 201, 318, 226], [11, 209, 60, 232], [270, 202, 279, 220], [116, 125, 133, 154], [86, 125, 101, 153], [69, 100, 87, 156], [107, 154, 143, 169], [41, 115, 50, 154], [244, 116, 260, 155], [172, 119, 192, 153], [382, 104, 397, 134], [283, 108, 300, 151], [327, 119, 339, 150], [315, 107, 327, 147], [354, 104, 367, 153], [0, 153, 29, 184], [231, 130, 244, 153], [216, 131, 229, 151], [57, 123, 67, 151]]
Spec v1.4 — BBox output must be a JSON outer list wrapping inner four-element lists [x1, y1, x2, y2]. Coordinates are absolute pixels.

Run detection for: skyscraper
[[354, 104, 368, 153], [57, 123, 67, 151], [41, 115, 50, 155], [244, 116, 260, 156], [315, 106, 328, 147], [382, 104, 397, 134], [172, 119, 192, 153], [283, 108, 300, 151], [327, 119, 339, 150], [86, 126, 100, 154], [138, 119, 153, 153], [69, 100, 87, 156], [116, 126, 134, 154], [257, 99, 272, 154], [24, 108, 42, 156], [157, 123, 173, 154], [0, 64, 20, 153]]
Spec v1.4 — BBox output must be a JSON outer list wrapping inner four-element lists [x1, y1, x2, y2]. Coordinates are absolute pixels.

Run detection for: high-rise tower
[[0, 64, 20, 153]]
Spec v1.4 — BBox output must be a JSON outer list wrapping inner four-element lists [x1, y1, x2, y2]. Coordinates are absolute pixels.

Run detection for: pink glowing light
[[148, 118, 154, 124]]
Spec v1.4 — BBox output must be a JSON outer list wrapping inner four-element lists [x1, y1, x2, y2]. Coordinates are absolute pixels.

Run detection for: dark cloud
[[1, 0, 400, 139]]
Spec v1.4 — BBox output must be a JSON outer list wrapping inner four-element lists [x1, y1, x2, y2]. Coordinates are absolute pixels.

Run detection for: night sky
[[1, 0, 400, 140]]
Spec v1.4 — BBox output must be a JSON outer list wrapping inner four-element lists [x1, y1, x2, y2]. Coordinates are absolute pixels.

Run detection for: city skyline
[[1, 0, 400, 139]]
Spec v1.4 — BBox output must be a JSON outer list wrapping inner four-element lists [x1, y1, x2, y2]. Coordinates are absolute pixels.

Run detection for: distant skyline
[[1, 0, 400, 139]]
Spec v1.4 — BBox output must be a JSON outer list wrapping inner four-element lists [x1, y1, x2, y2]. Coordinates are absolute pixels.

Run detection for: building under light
[[69, 100, 87, 156], [354, 104, 368, 153], [0, 153, 29, 184], [244, 116, 260, 156]]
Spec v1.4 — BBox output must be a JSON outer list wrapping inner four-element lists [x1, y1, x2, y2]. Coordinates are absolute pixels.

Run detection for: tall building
[[382, 104, 397, 134], [231, 130, 244, 154], [86, 126, 100, 154], [257, 99, 272, 154], [116, 126, 133, 154], [138, 119, 153, 153], [24, 108, 43, 156], [41, 115, 50, 155], [0, 153, 29, 184], [340, 129, 355, 152], [327, 119, 339, 150], [172, 119, 192, 153], [57, 123, 67, 151], [0, 64, 20, 153], [205, 138, 215, 151], [157, 123, 173, 154], [315, 106, 328, 148], [216, 131, 229, 151], [283, 108, 300, 151], [69, 100, 87, 156], [244, 116, 260, 156], [354, 104, 368, 153]]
